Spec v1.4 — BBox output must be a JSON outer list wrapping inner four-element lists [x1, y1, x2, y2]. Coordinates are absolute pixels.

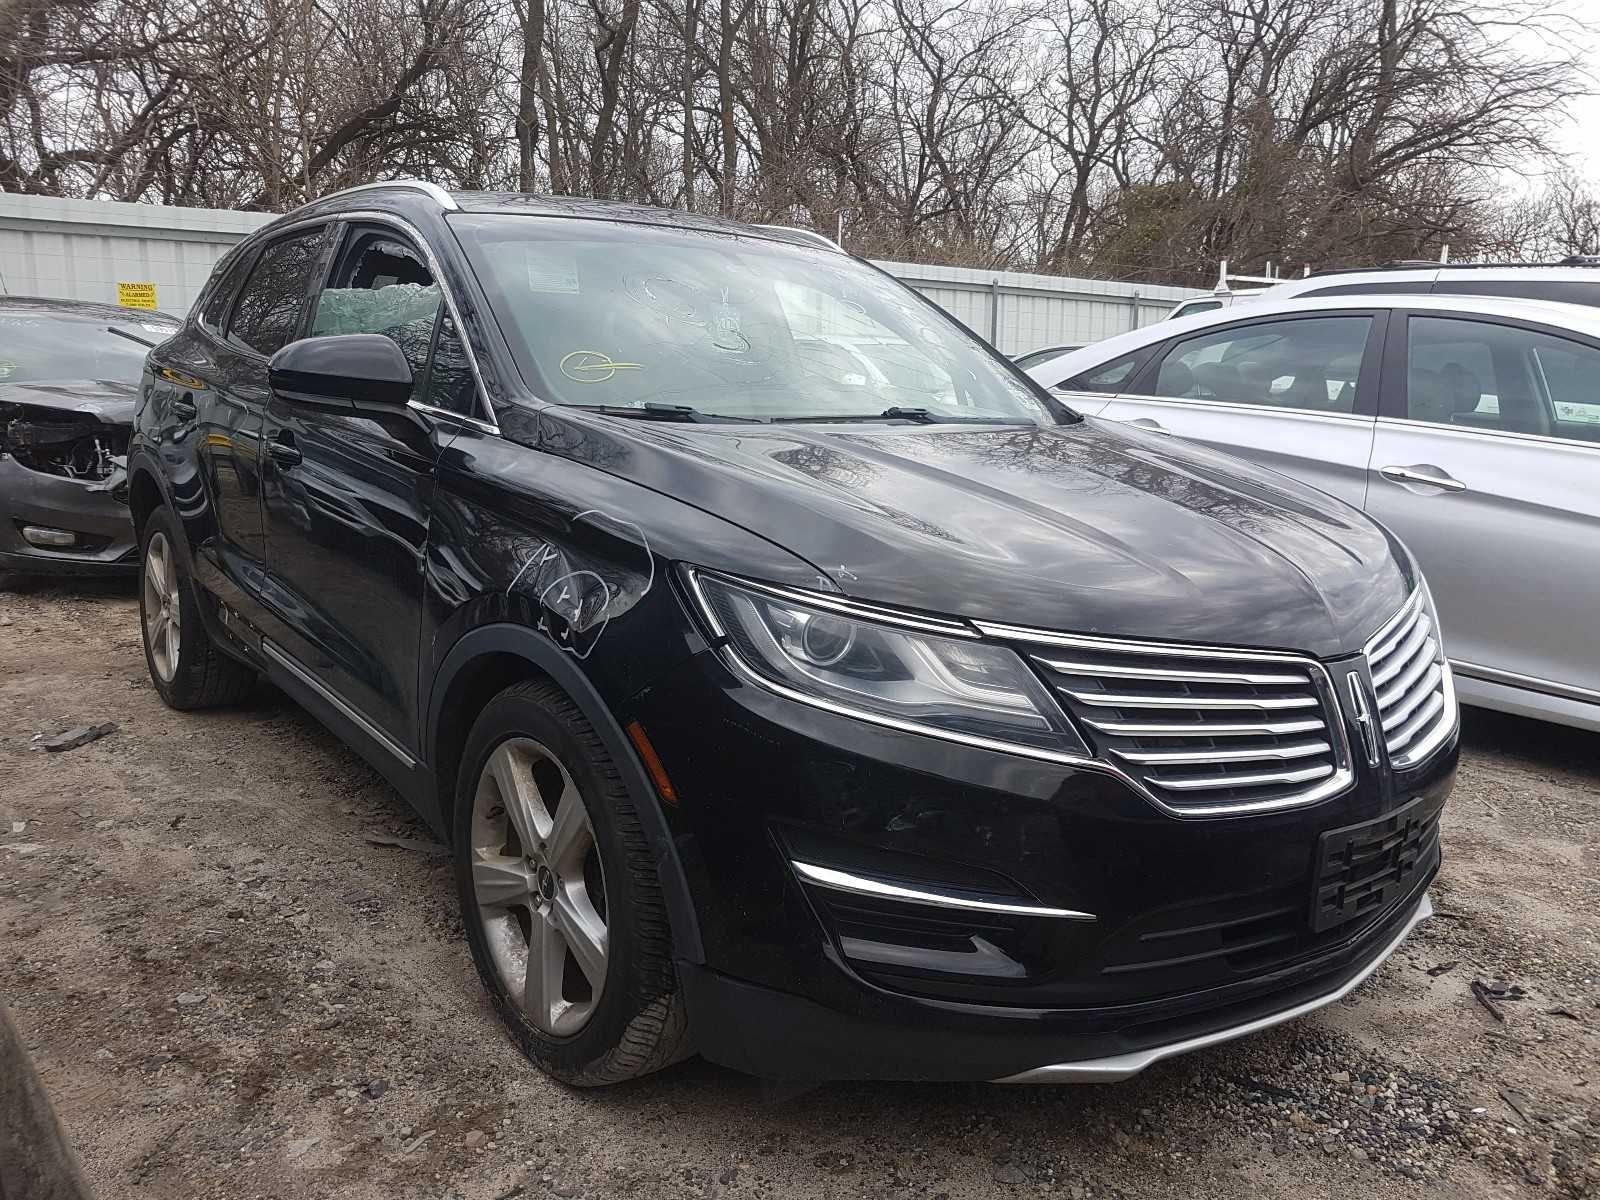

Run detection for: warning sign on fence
[[117, 282, 158, 310]]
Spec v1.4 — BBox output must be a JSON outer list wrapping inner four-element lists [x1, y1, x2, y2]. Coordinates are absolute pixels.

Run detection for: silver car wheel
[[470, 737, 609, 1037], [142, 530, 181, 683]]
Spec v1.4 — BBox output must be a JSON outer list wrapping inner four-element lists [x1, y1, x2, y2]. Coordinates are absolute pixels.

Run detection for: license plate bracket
[[1310, 795, 1437, 933]]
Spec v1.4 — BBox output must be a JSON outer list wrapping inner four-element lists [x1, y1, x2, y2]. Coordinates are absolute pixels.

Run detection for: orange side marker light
[[625, 720, 679, 807]]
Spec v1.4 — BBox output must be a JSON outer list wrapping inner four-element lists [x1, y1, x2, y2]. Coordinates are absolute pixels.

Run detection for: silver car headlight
[[685, 570, 1086, 756]]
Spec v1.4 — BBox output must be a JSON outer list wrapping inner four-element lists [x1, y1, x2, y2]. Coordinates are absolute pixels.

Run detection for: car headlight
[[685, 570, 1086, 756]]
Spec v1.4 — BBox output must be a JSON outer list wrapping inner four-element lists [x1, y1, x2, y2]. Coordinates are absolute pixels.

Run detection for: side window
[[421, 314, 478, 416], [200, 251, 254, 332], [228, 226, 329, 356], [311, 229, 441, 402], [1406, 316, 1600, 443], [1152, 316, 1372, 414], [1064, 350, 1145, 394]]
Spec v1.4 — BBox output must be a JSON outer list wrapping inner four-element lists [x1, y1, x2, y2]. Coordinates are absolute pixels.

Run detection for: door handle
[[1379, 464, 1466, 492], [170, 393, 197, 421], [1127, 417, 1169, 434], [268, 438, 302, 467]]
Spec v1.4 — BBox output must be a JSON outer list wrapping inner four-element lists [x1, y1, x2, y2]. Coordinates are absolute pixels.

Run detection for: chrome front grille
[[1365, 589, 1455, 768], [1026, 636, 1352, 816]]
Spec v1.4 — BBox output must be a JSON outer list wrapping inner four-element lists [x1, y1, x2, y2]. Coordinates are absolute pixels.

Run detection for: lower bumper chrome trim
[[791, 860, 1096, 921], [995, 891, 1433, 1083]]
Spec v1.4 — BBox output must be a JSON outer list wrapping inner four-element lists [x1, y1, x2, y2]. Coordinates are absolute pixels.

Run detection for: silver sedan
[[1026, 294, 1600, 733]]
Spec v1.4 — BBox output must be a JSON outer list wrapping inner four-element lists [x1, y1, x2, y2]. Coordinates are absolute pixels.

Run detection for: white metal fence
[[0, 193, 1200, 349]]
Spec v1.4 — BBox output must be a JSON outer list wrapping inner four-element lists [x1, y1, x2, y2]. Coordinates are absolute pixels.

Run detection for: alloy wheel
[[470, 737, 609, 1036], [142, 530, 181, 683]]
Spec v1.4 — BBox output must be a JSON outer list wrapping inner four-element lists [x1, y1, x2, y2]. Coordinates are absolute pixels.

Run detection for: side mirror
[[268, 334, 413, 412]]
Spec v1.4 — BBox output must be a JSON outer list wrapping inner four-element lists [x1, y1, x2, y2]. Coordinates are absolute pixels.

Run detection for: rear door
[[1096, 311, 1384, 507], [183, 224, 332, 622], [1366, 310, 1600, 706]]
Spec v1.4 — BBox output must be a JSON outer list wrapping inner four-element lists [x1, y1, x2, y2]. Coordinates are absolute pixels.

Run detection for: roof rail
[[1306, 258, 1600, 277], [321, 179, 460, 211], [753, 223, 843, 252]]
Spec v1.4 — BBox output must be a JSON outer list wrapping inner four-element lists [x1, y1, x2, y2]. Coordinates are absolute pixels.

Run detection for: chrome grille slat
[[1027, 638, 1351, 816], [1154, 762, 1334, 792], [1083, 716, 1325, 737], [1368, 593, 1424, 663], [1037, 658, 1306, 686], [1388, 691, 1446, 751], [1114, 740, 1331, 766], [1370, 616, 1432, 687], [1364, 588, 1455, 769], [1376, 643, 1438, 709], [1060, 690, 1321, 711]]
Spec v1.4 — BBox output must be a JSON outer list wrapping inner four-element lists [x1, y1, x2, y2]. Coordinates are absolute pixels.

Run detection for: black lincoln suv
[[128, 181, 1458, 1086]]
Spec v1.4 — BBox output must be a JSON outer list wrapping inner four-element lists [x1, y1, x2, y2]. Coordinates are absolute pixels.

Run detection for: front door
[[1098, 312, 1383, 508], [1366, 311, 1600, 708], [258, 223, 460, 754]]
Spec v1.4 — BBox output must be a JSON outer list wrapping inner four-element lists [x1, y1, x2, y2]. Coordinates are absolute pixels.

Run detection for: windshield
[[449, 214, 1062, 424], [0, 309, 175, 385]]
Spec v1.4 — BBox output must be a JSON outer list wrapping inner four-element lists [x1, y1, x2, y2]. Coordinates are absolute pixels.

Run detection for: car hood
[[0, 379, 137, 423], [541, 413, 1413, 659]]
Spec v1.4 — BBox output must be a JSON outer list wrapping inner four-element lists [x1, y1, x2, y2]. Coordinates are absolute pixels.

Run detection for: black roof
[[0, 295, 182, 323]]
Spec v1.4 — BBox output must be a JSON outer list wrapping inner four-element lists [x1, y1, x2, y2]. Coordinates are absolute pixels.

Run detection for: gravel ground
[[2, 579, 1597, 1200]]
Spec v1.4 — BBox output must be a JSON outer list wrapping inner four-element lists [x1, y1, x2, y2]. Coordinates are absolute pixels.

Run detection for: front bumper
[[0, 456, 136, 576], [626, 634, 1458, 1083], [997, 891, 1432, 1082]]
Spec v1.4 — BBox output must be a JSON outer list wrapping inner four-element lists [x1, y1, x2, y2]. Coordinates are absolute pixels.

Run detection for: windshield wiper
[[774, 407, 1032, 425], [582, 402, 764, 424], [106, 326, 160, 350]]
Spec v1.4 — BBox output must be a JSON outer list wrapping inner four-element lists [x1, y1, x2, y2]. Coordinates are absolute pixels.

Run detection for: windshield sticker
[[526, 247, 581, 294], [560, 350, 643, 383], [0, 360, 13, 379]]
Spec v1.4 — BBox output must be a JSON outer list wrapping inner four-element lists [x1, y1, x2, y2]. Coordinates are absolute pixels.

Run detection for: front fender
[[425, 622, 705, 964]]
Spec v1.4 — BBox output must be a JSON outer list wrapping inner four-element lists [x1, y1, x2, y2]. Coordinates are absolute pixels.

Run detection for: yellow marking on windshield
[[560, 350, 644, 383]]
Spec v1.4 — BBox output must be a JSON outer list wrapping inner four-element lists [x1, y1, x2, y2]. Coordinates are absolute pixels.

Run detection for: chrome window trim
[[1375, 415, 1600, 452], [276, 207, 499, 432], [1106, 393, 1375, 424], [694, 573, 1355, 819], [791, 861, 1095, 921], [996, 892, 1433, 1083]]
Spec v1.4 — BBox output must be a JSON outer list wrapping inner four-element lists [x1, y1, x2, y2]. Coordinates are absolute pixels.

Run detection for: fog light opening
[[21, 525, 79, 548]]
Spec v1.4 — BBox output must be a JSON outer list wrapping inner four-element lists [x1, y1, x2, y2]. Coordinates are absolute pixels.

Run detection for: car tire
[[454, 679, 691, 1086], [138, 508, 256, 710]]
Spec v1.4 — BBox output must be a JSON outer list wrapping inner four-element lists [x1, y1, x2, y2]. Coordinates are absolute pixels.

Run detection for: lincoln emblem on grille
[[1346, 673, 1381, 767]]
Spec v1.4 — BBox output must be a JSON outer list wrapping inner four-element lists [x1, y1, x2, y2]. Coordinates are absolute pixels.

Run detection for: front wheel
[[454, 679, 690, 1085]]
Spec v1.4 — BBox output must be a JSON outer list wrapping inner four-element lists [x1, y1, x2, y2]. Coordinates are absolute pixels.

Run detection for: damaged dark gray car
[[0, 297, 179, 579]]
